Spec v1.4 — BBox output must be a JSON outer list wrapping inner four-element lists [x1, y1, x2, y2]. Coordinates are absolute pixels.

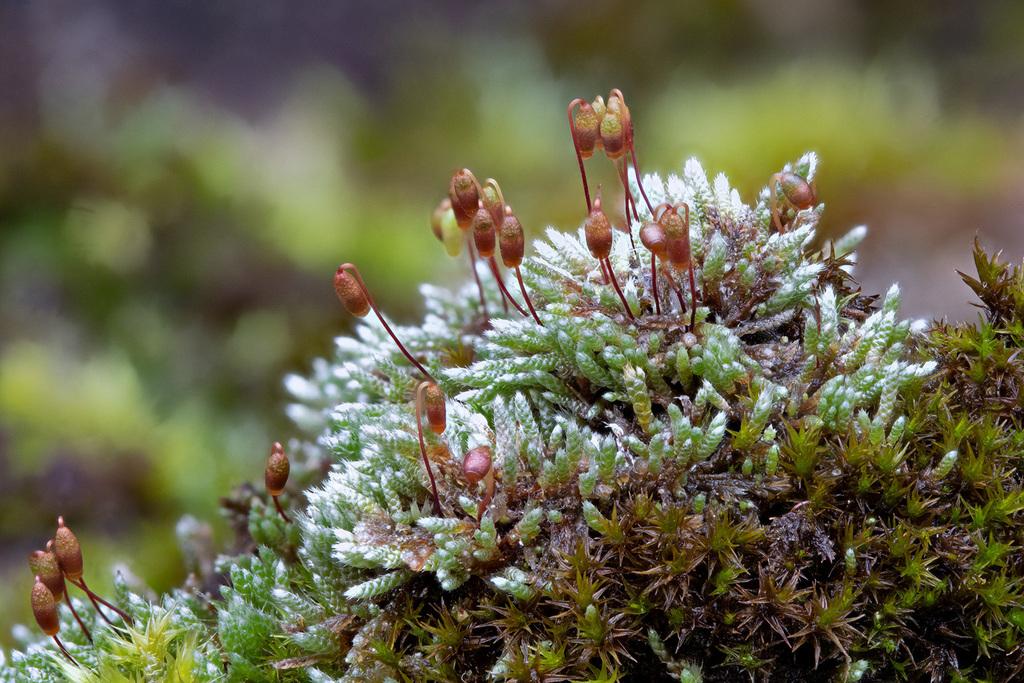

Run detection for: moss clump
[[4, 105, 1024, 682]]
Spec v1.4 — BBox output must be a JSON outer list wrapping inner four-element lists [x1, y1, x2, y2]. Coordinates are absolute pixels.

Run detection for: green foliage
[[8, 142, 1024, 680], [1, 577, 221, 682]]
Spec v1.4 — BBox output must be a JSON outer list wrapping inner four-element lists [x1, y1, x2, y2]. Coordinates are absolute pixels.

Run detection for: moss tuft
[[6, 103, 1024, 682]]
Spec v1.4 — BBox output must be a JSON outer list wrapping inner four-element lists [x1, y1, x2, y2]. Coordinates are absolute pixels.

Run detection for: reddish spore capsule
[[481, 181, 505, 229], [423, 382, 446, 434], [471, 203, 496, 259], [584, 198, 613, 260], [53, 516, 83, 582], [32, 575, 78, 662], [571, 100, 601, 159], [265, 442, 290, 497], [463, 445, 496, 521], [31, 577, 60, 636], [334, 268, 370, 318], [661, 206, 691, 270], [463, 446, 493, 486], [499, 208, 525, 269], [448, 169, 480, 229], [599, 112, 625, 159], [29, 550, 65, 601], [777, 172, 815, 209], [640, 222, 666, 258], [769, 171, 816, 233]]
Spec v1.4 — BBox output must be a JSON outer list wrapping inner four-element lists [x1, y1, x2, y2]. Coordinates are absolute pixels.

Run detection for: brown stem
[[487, 257, 526, 316], [492, 264, 509, 314], [616, 158, 638, 251], [676, 202, 699, 328], [514, 266, 544, 326], [650, 253, 661, 315], [629, 144, 656, 216], [53, 635, 77, 665], [769, 173, 785, 233], [599, 257, 610, 285], [481, 180, 513, 316], [65, 592, 92, 643], [83, 590, 116, 626], [476, 472, 495, 523], [272, 495, 291, 523], [339, 264, 434, 381], [603, 257, 635, 321], [617, 157, 639, 223], [71, 577, 130, 624], [567, 98, 592, 213], [416, 383, 443, 515], [466, 234, 489, 318]]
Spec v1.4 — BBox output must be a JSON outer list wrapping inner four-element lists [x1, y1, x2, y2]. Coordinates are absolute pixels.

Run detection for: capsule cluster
[[431, 168, 541, 325], [27, 516, 132, 664], [442, 169, 523, 265], [333, 173, 540, 523], [568, 89, 656, 228], [331, 93, 817, 528], [640, 201, 699, 326], [570, 102, 814, 326], [569, 89, 636, 164]]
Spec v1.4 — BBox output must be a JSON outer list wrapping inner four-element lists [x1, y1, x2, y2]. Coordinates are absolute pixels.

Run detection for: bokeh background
[[2, 0, 1023, 642]]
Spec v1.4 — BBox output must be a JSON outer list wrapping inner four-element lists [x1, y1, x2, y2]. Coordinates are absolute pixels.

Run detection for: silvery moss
[[7, 152, 1024, 682]]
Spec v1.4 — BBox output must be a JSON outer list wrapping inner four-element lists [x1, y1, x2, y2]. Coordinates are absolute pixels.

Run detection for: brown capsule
[[599, 101, 626, 160], [481, 183, 505, 229], [265, 444, 290, 497], [660, 206, 686, 239], [334, 267, 370, 318], [571, 101, 601, 158], [666, 235, 691, 270], [471, 203, 496, 259], [639, 222, 666, 258], [584, 198, 613, 260], [39, 544, 91, 643], [54, 516, 83, 582], [463, 446, 492, 486], [431, 198, 451, 242], [499, 207, 525, 269], [32, 576, 60, 636], [611, 91, 631, 124], [777, 172, 815, 209], [607, 91, 632, 141], [661, 207, 691, 269], [29, 550, 65, 601], [423, 382, 446, 434], [448, 169, 480, 229]]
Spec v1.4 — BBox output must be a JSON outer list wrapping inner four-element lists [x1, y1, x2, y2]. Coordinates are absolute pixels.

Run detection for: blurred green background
[[2, 1, 1023, 643]]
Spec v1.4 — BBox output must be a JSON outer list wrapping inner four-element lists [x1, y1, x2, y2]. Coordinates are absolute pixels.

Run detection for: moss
[[4, 98, 1024, 682]]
